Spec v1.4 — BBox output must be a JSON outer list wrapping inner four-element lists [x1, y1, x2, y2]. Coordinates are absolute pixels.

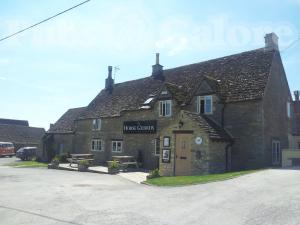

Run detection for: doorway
[[175, 133, 192, 176]]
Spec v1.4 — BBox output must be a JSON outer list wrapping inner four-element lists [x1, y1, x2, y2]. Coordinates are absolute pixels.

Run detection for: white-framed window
[[287, 102, 291, 118], [154, 138, 160, 156], [272, 140, 281, 165], [197, 95, 213, 114], [159, 100, 172, 117], [92, 119, 101, 130], [91, 139, 103, 151], [112, 140, 123, 153]]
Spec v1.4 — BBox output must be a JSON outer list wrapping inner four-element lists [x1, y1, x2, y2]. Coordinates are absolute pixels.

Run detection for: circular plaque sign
[[195, 137, 203, 145]]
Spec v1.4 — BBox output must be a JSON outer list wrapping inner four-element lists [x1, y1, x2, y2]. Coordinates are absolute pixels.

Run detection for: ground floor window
[[112, 140, 123, 153], [272, 140, 281, 165], [154, 138, 160, 156], [91, 139, 103, 151]]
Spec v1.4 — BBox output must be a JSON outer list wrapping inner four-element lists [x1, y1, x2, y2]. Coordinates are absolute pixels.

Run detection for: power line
[[281, 37, 300, 53], [0, 0, 91, 42]]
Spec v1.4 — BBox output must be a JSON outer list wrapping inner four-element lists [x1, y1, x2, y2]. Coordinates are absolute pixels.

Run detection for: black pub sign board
[[123, 120, 157, 134]]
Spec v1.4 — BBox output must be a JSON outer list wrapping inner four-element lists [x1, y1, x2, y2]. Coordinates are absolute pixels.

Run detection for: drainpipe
[[225, 140, 234, 172], [221, 102, 226, 128]]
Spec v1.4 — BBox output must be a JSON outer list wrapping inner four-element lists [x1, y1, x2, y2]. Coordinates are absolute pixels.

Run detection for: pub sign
[[123, 120, 157, 134]]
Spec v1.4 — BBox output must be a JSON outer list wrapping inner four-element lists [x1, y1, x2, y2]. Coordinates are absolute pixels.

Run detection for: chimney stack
[[264, 33, 279, 51], [294, 90, 300, 101], [105, 66, 114, 93], [152, 53, 164, 81]]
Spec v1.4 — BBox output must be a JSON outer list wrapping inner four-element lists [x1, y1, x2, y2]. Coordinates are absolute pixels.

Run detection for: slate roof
[[80, 48, 276, 119], [48, 107, 86, 133], [0, 118, 29, 127], [0, 124, 45, 144], [183, 111, 232, 141]]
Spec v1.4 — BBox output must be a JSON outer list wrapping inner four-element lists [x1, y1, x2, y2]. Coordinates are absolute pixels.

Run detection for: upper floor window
[[92, 119, 101, 130], [91, 139, 103, 151], [112, 140, 123, 153], [287, 102, 291, 118], [197, 95, 213, 114], [159, 100, 172, 117]]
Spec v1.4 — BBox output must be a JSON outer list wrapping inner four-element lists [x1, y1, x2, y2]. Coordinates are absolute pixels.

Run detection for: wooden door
[[175, 133, 192, 176]]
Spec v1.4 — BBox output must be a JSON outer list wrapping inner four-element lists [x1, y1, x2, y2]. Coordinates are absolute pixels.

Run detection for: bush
[[51, 155, 60, 165], [108, 160, 119, 170], [147, 169, 160, 179], [57, 153, 69, 163], [78, 159, 90, 166]]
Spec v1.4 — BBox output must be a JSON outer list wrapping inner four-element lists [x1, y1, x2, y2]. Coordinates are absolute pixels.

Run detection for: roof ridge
[[163, 47, 271, 72], [108, 48, 274, 87], [0, 123, 44, 129]]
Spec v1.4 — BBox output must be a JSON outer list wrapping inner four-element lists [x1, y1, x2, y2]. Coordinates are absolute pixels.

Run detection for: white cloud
[[0, 76, 7, 80]]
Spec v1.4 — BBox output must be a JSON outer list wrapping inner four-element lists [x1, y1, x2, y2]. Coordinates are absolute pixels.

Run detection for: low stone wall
[[282, 149, 300, 167]]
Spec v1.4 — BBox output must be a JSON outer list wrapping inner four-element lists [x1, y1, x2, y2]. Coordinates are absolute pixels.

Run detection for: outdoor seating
[[67, 154, 94, 167], [111, 155, 139, 171]]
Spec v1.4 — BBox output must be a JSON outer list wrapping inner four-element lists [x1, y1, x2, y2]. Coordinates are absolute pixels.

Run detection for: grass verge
[[6, 160, 48, 168], [144, 170, 260, 186]]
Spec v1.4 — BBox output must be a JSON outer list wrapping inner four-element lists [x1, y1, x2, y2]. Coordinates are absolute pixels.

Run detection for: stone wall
[[263, 52, 291, 167], [73, 100, 181, 169], [159, 111, 228, 176], [52, 133, 74, 155], [224, 100, 264, 170], [292, 101, 300, 135], [288, 134, 300, 149], [282, 149, 300, 167]]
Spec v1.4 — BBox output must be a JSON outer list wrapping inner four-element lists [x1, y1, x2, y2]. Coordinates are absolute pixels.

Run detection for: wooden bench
[[68, 154, 94, 167], [111, 156, 139, 171]]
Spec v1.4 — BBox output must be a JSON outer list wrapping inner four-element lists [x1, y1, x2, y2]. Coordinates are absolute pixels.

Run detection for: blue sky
[[0, 0, 299, 129]]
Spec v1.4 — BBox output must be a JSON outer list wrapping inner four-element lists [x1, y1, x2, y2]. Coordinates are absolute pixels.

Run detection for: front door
[[175, 133, 192, 176]]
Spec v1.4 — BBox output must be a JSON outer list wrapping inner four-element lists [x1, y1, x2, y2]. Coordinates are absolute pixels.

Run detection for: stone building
[[45, 33, 293, 175], [288, 91, 300, 150], [0, 118, 45, 157]]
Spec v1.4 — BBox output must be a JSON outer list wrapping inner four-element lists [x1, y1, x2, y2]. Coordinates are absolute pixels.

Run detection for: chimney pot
[[152, 53, 164, 81], [156, 53, 160, 65], [265, 33, 279, 51], [108, 66, 112, 76]]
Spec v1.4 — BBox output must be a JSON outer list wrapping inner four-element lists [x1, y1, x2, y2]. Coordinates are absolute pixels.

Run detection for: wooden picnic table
[[68, 154, 94, 167], [112, 155, 139, 170]]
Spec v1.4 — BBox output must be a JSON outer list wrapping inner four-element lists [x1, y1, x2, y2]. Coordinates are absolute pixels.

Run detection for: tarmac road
[[1, 157, 300, 225]]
